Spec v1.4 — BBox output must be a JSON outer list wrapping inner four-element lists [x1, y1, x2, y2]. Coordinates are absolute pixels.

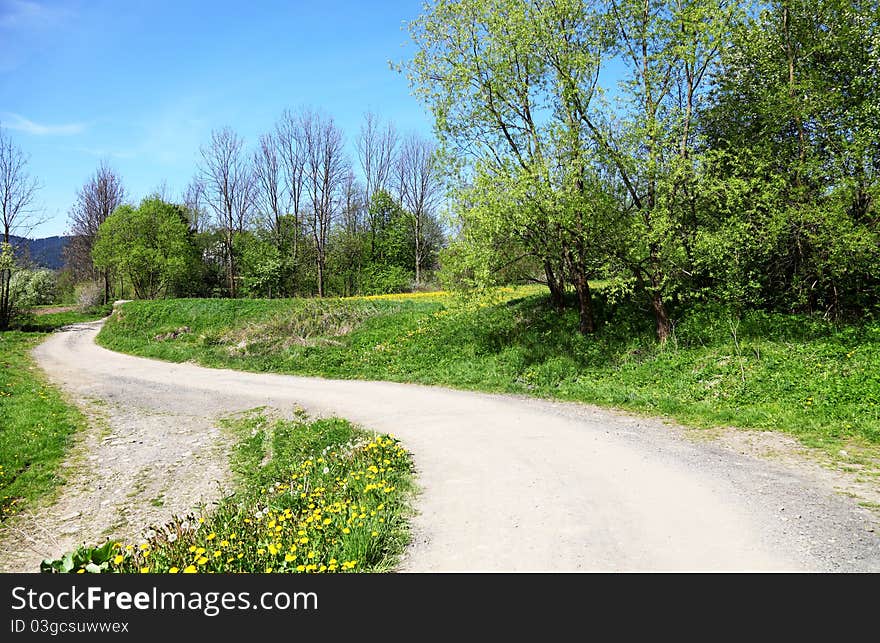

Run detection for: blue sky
[[0, 0, 432, 237]]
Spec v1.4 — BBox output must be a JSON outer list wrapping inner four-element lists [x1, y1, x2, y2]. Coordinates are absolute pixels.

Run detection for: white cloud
[[72, 145, 134, 160], [0, 112, 87, 136]]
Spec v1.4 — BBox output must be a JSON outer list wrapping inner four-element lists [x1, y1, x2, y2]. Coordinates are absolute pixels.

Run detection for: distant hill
[[7, 235, 71, 270]]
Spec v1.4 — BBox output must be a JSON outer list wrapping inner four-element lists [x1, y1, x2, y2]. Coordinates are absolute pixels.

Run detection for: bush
[[75, 281, 103, 312], [360, 264, 412, 295], [9, 269, 57, 308]]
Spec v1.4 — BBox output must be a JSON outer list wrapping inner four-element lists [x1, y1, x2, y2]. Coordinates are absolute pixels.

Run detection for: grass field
[[0, 308, 110, 520], [96, 288, 880, 452]]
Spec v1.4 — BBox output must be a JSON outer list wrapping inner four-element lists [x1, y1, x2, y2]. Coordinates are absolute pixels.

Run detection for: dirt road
[[4, 320, 879, 571]]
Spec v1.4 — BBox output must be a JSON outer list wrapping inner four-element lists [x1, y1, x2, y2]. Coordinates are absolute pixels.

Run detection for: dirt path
[[2, 320, 879, 572]]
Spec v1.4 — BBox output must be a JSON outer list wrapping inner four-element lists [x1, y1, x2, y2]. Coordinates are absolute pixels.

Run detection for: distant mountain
[[7, 235, 71, 270]]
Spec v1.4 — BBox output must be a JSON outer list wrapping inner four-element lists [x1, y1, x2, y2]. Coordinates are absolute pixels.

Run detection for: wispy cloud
[[72, 145, 135, 160], [0, 0, 70, 29], [0, 112, 87, 136]]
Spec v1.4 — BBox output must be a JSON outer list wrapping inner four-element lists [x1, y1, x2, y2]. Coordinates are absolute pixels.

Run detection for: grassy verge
[[42, 411, 415, 573], [0, 308, 111, 520], [96, 289, 880, 450]]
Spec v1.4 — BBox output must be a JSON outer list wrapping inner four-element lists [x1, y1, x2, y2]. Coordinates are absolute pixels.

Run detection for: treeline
[[63, 111, 444, 303], [410, 0, 880, 340]]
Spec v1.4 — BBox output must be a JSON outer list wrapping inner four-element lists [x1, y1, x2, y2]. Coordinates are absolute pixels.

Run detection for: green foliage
[[367, 190, 412, 270], [41, 541, 116, 574], [99, 291, 880, 447], [702, 0, 880, 315], [237, 232, 284, 298], [359, 264, 411, 295], [407, 0, 878, 336], [93, 197, 197, 299]]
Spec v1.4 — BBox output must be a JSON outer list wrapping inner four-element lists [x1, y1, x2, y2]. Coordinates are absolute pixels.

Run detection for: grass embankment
[[43, 411, 414, 574], [97, 289, 880, 450], [0, 309, 110, 520]]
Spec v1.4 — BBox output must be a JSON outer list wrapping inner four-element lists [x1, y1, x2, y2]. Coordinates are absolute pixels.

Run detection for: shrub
[[9, 268, 57, 308], [360, 264, 412, 295], [75, 281, 103, 311]]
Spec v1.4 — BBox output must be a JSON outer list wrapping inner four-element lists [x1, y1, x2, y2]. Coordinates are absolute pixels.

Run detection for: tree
[[408, 0, 609, 332], [66, 162, 125, 304], [92, 197, 195, 299], [367, 189, 410, 269], [595, 0, 736, 341], [332, 170, 367, 296], [301, 111, 348, 297], [701, 0, 880, 314], [275, 109, 309, 294], [0, 125, 40, 328], [358, 112, 399, 260], [397, 134, 441, 285], [253, 131, 288, 245], [182, 178, 208, 233], [408, 0, 737, 339], [199, 127, 255, 297]]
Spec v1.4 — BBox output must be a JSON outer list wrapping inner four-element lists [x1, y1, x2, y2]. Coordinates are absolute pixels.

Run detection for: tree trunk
[[316, 253, 324, 298], [650, 291, 672, 343], [225, 232, 237, 298], [544, 259, 566, 312], [415, 245, 421, 286], [569, 264, 595, 334], [103, 269, 110, 305], [0, 269, 10, 330]]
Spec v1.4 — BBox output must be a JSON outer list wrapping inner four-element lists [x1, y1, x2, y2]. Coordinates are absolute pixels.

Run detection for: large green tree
[[409, 0, 735, 339], [93, 197, 196, 300], [409, 0, 613, 333], [702, 0, 880, 314]]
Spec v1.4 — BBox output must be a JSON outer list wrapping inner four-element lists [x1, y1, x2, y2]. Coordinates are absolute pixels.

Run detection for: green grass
[[0, 307, 111, 520], [42, 411, 415, 574], [96, 289, 880, 449]]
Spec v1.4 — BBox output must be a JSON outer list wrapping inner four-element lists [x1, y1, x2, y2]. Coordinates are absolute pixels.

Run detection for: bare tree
[[302, 111, 348, 297], [199, 127, 254, 297], [275, 109, 308, 292], [182, 178, 207, 232], [253, 132, 288, 243], [0, 125, 40, 328], [338, 170, 366, 296], [357, 112, 398, 257], [397, 134, 440, 285], [341, 170, 364, 236], [67, 162, 125, 304]]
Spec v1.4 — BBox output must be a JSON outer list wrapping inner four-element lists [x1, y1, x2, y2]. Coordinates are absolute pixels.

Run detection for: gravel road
[[3, 319, 878, 572]]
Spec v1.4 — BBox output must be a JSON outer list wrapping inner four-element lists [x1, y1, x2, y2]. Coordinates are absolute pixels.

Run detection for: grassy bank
[[0, 309, 110, 520], [42, 411, 415, 573], [96, 289, 880, 449]]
